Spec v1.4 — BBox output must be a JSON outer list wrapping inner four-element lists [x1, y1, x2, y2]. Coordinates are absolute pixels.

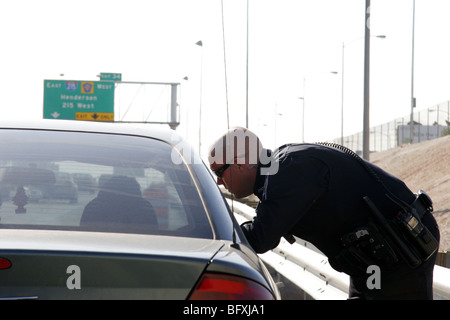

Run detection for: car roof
[[0, 119, 182, 145]]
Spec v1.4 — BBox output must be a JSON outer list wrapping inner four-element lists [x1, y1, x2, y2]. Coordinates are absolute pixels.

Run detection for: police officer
[[208, 127, 440, 300]]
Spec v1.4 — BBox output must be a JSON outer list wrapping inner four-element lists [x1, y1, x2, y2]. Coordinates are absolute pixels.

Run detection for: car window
[[0, 129, 213, 239]]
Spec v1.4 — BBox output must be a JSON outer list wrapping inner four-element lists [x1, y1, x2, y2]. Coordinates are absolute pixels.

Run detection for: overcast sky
[[1, 0, 449, 157]]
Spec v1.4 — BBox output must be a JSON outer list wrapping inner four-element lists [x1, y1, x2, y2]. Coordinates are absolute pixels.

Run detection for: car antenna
[[225, 132, 238, 248], [220, 1, 238, 248]]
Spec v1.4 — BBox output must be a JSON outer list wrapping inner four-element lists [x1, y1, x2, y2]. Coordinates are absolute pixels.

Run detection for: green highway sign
[[43, 80, 115, 121], [99, 73, 122, 81]]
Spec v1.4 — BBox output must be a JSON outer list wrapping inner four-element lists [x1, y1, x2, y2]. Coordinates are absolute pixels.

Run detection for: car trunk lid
[[0, 230, 223, 299]]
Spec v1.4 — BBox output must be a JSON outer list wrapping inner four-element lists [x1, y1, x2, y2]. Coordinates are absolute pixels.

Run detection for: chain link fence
[[332, 100, 450, 154]]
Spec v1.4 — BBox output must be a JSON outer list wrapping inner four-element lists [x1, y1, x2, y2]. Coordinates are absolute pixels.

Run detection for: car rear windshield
[[0, 129, 213, 239]]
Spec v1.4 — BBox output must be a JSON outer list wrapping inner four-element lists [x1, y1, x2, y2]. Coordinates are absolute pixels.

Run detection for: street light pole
[[298, 97, 305, 143], [362, 0, 371, 160], [410, 0, 416, 144], [341, 35, 385, 148], [299, 72, 336, 144], [196, 40, 203, 153], [341, 42, 345, 146], [299, 76, 306, 143], [246, 0, 249, 128]]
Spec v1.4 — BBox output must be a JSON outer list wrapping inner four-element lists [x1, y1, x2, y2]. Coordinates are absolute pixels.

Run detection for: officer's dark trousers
[[348, 212, 440, 300]]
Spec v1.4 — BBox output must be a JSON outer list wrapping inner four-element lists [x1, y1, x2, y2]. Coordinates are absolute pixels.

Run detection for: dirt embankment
[[371, 135, 450, 251]]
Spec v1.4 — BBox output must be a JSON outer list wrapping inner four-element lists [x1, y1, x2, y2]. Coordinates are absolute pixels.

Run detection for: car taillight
[[0, 258, 12, 270], [188, 272, 275, 300]]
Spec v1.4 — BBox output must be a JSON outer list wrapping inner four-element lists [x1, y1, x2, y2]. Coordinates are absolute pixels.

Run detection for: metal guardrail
[[229, 199, 450, 300]]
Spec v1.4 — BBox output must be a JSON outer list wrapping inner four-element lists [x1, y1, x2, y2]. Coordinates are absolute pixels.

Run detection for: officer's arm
[[241, 156, 329, 253]]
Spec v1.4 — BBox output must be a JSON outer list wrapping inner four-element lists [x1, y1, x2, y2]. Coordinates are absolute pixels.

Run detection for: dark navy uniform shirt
[[241, 143, 416, 259]]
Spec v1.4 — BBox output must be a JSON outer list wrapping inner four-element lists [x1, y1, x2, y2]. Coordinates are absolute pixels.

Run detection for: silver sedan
[[0, 120, 279, 300]]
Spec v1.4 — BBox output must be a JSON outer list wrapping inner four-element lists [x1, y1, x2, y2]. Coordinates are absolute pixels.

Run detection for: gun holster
[[330, 224, 399, 276], [330, 192, 439, 276]]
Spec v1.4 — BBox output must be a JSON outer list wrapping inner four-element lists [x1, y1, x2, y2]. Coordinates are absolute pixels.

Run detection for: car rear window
[[0, 129, 213, 239]]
